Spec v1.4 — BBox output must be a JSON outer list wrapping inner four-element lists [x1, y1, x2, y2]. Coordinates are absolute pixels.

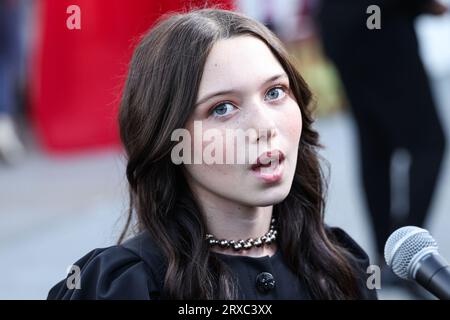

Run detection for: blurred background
[[0, 0, 449, 299]]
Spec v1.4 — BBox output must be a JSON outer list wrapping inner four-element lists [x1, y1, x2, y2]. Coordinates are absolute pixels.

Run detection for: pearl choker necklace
[[206, 218, 277, 251]]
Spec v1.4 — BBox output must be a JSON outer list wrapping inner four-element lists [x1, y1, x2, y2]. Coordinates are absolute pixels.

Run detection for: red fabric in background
[[30, 0, 234, 153]]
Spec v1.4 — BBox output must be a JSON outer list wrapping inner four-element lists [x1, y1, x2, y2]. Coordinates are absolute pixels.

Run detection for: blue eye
[[265, 86, 286, 101], [211, 103, 236, 117]]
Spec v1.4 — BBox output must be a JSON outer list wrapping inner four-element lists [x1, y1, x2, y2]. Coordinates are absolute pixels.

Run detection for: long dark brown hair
[[118, 7, 361, 299]]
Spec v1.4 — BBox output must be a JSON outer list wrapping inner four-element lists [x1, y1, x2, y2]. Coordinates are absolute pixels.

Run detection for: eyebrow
[[195, 73, 289, 107]]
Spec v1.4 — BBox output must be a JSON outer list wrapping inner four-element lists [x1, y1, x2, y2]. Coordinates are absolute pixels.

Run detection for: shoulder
[[326, 226, 369, 262], [47, 231, 166, 300], [326, 226, 378, 300]]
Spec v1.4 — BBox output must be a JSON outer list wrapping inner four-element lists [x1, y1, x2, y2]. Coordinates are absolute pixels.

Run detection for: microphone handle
[[415, 253, 450, 300]]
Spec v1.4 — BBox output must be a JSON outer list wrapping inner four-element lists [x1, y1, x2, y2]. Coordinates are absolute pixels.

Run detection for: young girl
[[48, 8, 377, 300]]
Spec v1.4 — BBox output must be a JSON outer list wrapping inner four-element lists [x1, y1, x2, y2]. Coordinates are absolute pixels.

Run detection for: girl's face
[[183, 35, 302, 208]]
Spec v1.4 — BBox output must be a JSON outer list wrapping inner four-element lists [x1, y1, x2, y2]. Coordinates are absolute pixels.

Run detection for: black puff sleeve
[[47, 245, 162, 300], [328, 227, 379, 300]]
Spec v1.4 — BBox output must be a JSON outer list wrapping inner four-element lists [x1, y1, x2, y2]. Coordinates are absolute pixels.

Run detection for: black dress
[[47, 227, 378, 300]]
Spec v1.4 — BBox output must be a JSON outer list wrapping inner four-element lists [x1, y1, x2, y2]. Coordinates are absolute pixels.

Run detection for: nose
[[256, 127, 277, 143], [246, 102, 279, 144]]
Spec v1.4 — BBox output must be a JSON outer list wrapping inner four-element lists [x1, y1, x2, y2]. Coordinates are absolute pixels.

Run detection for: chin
[[242, 185, 291, 207]]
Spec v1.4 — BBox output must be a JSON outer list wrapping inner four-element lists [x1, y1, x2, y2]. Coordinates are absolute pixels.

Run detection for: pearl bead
[[206, 217, 277, 251]]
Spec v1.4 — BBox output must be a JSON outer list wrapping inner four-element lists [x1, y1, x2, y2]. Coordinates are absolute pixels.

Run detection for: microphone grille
[[384, 226, 438, 279]]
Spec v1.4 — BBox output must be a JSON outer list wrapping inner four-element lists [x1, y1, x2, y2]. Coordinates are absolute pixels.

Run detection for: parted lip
[[250, 150, 285, 171]]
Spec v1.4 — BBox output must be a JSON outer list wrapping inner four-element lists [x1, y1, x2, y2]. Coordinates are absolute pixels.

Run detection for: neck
[[193, 188, 276, 257], [205, 204, 273, 240]]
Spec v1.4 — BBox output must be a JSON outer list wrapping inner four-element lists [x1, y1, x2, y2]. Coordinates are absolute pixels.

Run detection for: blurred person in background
[[316, 0, 447, 290], [0, 0, 31, 165]]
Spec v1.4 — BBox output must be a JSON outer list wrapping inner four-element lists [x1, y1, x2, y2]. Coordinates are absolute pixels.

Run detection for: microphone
[[384, 226, 450, 300]]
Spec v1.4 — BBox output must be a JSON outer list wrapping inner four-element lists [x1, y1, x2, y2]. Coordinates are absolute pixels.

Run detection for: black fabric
[[47, 227, 378, 300]]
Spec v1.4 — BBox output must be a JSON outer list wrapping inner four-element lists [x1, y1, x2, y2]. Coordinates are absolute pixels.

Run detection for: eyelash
[[208, 84, 289, 118]]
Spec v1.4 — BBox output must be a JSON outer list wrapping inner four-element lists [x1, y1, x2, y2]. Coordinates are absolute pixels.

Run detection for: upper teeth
[[260, 158, 278, 167]]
